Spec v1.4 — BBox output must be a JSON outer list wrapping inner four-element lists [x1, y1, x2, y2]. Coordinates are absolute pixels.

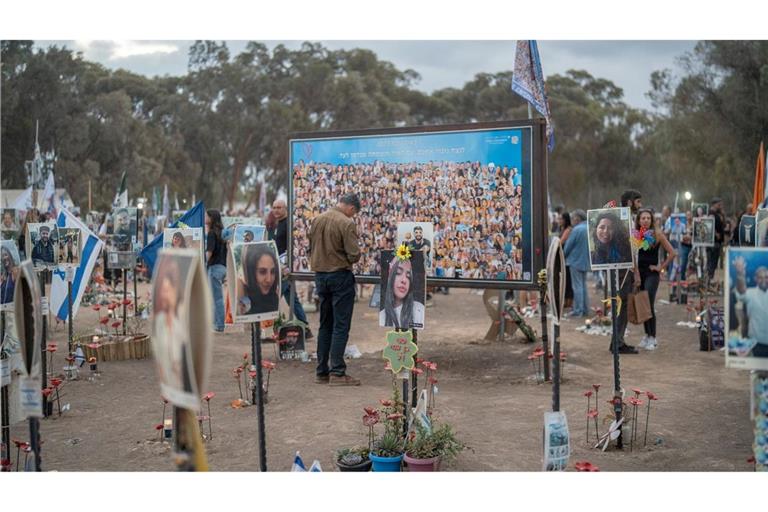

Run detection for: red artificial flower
[[248, 371, 257, 378], [631, 387, 643, 396], [646, 391, 658, 401], [261, 360, 276, 370], [50, 378, 63, 388], [628, 397, 644, 406], [233, 367, 243, 377], [527, 354, 537, 361], [587, 409, 599, 419], [87, 343, 100, 349], [13, 440, 29, 449], [363, 407, 377, 415], [592, 384, 601, 391], [427, 362, 437, 371], [560, 353, 567, 360], [42, 388, 54, 398], [583, 390, 593, 398], [574, 461, 598, 472], [412, 368, 424, 375], [243, 352, 249, 360], [92, 305, 101, 311], [747, 456, 756, 464], [155, 424, 164, 431], [380, 399, 393, 407], [362, 410, 380, 427], [203, 392, 215, 401], [387, 413, 404, 421], [46, 344, 57, 352], [99, 317, 110, 325], [122, 299, 132, 306], [107, 303, 118, 311], [415, 357, 425, 364], [111, 321, 121, 329], [162, 397, 168, 404], [532, 348, 545, 357]]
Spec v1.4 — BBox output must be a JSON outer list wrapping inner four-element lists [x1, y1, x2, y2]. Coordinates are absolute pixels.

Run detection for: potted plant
[[403, 419, 466, 472], [335, 447, 371, 472], [368, 388, 406, 472]]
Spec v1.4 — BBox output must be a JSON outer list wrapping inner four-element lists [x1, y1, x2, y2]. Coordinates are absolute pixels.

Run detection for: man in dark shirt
[[268, 199, 311, 337], [32, 225, 55, 265], [708, 197, 725, 281]]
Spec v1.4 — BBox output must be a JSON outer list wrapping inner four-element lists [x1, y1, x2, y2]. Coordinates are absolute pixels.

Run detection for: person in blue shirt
[[563, 210, 590, 317]]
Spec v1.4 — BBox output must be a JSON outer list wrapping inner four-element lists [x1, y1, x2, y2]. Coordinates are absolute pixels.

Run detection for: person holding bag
[[634, 208, 676, 350]]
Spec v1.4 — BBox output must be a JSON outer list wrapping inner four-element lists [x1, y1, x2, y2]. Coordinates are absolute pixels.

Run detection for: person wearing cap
[[708, 197, 725, 281], [308, 193, 361, 386], [32, 224, 55, 264]]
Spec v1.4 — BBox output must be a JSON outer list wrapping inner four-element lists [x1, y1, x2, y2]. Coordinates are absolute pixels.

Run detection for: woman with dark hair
[[635, 208, 676, 350], [590, 211, 632, 266], [205, 209, 227, 332], [1, 243, 20, 305], [238, 242, 280, 316], [559, 212, 574, 308], [171, 231, 187, 248], [379, 256, 425, 329]]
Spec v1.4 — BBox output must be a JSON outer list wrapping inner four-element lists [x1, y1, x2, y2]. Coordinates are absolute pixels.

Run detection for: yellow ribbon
[[601, 296, 622, 317]]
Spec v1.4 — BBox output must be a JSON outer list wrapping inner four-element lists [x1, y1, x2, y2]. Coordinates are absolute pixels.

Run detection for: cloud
[[72, 39, 180, 61]]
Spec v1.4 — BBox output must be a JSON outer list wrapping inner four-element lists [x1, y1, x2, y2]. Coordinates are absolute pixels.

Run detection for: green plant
[[405, 419, 466, 462], [336, 446, 369, 466], [369, 384, 406, 457], [372, 431, 404, 458]]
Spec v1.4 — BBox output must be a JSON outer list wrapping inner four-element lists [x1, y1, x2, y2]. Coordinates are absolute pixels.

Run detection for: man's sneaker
[[617, 344, 639, 354], [329, 374, 361, 386], [638, 335, 650, 349], [645, 337, 658, 351], [314, 374, 330, 384]]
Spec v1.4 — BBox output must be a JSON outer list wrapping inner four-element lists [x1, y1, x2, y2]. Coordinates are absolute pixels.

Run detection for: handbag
[[628, 289, 653, 325]]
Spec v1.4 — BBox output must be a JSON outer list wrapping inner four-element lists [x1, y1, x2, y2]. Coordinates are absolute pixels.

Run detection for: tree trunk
[[227, 132, 255, 210]]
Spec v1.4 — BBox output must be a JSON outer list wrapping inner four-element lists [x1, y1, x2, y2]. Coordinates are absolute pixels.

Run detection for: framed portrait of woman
[[1, 240, 21, 310], [163, 227, 205, 263], [586, 207, 634, 270], [379, 250, 426, 330], [228, 240, 281, 323]]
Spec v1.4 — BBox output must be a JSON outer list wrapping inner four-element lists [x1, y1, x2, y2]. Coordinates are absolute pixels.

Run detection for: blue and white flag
[[51, 208, 105, 322], [113, 170, 128, 208], [43, 171, 57, 216], [140, 200, 205, 276], [290, 451, 307, 472], [512, 40, 555, 152]]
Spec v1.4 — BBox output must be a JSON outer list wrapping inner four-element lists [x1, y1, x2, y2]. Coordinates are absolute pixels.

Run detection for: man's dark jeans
[[707, 244, 722, 280], [610, 269, 634, 349], [315, 270, 355, 377]]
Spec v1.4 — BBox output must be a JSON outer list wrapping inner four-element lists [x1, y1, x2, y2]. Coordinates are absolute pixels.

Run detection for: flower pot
[[336, 458, 372, 472], [370, 453, 403, 472], [404, 453, 441, 472]]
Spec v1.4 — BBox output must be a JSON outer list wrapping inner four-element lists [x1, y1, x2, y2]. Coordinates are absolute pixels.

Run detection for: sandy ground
[[5, 274, 754, 472]]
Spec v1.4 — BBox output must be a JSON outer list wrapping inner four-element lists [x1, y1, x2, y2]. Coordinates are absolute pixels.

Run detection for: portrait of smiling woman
[[379, 250, 426, 330], [234, 240, 281, 320], [587, 208, 633, 269]]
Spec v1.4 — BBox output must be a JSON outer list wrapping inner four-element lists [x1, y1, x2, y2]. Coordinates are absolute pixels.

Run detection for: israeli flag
[[51, 208, 105, 322], [290, 451, 306, 472]]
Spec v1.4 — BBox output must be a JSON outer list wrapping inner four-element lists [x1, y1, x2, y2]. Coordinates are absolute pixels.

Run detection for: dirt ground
[[6, 273, 754, 472]]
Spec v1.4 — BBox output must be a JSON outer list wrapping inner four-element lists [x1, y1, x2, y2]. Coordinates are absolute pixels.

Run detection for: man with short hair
[[611, 190, 643, 354], [267, 198, 312, 336], [32, 225, 55, 265], [564, 210, 590, 317], [309, 193, 361, 386], [733, 256, 768, 357]]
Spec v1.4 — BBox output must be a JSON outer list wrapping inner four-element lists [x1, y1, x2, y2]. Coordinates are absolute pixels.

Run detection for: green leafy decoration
[[382, 330, 418, 374]]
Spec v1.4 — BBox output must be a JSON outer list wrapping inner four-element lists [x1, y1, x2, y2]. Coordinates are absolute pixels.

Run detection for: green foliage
[[336, 446, 370, 466], [372, 431, 403, 458], [405, 420, 466, 462]]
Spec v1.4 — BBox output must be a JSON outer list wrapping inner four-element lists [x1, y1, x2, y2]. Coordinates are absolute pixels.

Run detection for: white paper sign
[[543, 411, 570, 471], [41, 297, 49, 316], [19, 376, 43, 418]]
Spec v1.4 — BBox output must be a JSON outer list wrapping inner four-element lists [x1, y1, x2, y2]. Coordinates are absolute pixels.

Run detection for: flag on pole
[[162, 184, 170, 221], [174, 192, 180, 211], [259, 180, 267, 216], [290, 451, 307, 472], [51, 208, 105, 322], [752, 141, 766, 213], [12, 186, 33, 212], [113, 170, 128, 207], [512, 40, 555, 152], [43, 171, 57, 216]]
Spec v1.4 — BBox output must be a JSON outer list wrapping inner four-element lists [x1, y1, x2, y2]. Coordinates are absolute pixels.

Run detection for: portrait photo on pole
[[692, 203, 709, 218], [233, 225, 266, 245], [151, 250, 201, 410], [1, 240, 21, 309], [739, 215, 757, 247], [111, 206, 138, 251], [290, 122, 541, 286], [756, 209, 768, 247], [1, 208, 20, 241], [278, 325, 306, 360], [586, 207, 634, 270], [27, 222, 58, 268], [397, 222, 434, 275], [692, 217, 715, 247], [379, 249, 426, 330], [667, 213, 688, 244], [228, 240, 281, 323], [15, 260, 44, 419], [725, 247, 768, 371], [163, 227, 205, 263], [56, 227, 82, 268]]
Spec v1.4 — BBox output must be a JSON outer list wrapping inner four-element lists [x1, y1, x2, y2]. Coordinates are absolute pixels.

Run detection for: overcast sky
[[36, 40, 697, 111]]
